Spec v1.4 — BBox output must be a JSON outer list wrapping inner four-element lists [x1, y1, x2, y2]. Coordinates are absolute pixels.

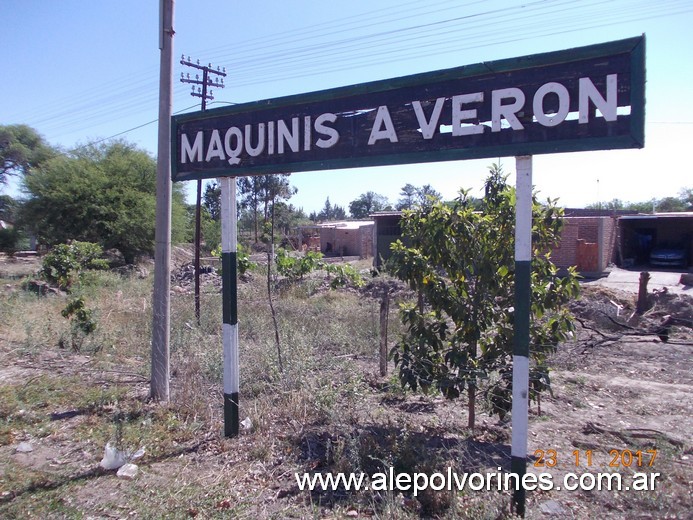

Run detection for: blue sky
[[2, 0, 693, 213]]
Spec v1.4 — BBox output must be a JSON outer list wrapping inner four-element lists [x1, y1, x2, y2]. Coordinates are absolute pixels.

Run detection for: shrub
[[325, 263, 365, 289], [0, 227, 19, 254], [275, 249, 324, 280], [40, 241, 109, 290], [60, 296, 98, 351], [211, 243, 255, 276]]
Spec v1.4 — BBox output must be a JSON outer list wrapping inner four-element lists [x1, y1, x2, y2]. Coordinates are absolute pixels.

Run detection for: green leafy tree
[[679, 187, 693, 210], [395, 183, 442, 210], [389, 165, 579, 429], [238, 174, 296, 242], [273, 201, 308, 237], [585, 198, 625, 211], [201, 181, 222, 251], [396, 183, 418, 210], [201, 213, 221, 251], [417, 184, 442, 207], [0, 124, 56, 184], [655, 196, 686, 212], [19, 140, 189, 263], [348, 191, 390, 219], [587, 191, 693, 213], [626, 200, 655, 213], [203, 181, 222, 221], [0, 195, 18, 222], [316, 197, 347, 221], [0, 195, 20, 253], [0, 227, 19, 254]]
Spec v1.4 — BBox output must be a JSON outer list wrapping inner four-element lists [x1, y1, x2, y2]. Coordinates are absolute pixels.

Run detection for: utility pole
[[151, 0, 174, 401], [179, 57, 226, 324]]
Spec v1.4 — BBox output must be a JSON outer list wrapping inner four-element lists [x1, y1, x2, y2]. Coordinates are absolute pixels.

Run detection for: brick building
[[297, 221, 374, 258], [372, 211, 621, 275], [550, 215, 619, 275]]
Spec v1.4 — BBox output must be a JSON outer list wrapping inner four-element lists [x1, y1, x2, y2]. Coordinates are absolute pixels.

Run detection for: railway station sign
[[172, 36, 644, 182]]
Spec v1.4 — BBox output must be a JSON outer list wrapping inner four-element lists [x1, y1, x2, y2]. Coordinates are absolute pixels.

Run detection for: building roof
[[317, 220, 373, 229], [563, 208, 638, 217], [370, 211, 403, 218], [619, 212, 693, 220]]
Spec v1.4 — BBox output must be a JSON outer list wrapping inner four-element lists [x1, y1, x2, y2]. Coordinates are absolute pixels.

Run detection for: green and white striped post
[[511, 155, 532, 516], [220, 176, 239, 437]]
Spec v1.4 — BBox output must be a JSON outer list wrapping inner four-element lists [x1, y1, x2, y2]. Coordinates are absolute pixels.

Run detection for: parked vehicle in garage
[[649, 244, 688, 268]]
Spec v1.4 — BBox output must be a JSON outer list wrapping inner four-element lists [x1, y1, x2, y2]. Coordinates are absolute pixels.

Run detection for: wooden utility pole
[[179, 57, 226, 324], [151, 0, 175, 401]]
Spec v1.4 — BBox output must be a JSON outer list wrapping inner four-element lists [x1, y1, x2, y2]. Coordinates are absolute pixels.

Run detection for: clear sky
[[2, 0, 692, 214]]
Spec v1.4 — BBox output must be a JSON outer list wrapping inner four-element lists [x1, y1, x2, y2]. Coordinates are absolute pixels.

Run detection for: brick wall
[[601, 217, 618, 268], [320, 224, 374, 257], [551, 221, 579, 269], [551, 217, 617, 273], [359, 225, 374, 259]]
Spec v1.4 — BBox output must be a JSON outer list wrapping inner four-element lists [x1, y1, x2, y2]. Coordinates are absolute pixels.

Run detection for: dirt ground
[[0, 256, 691, 519], [526, 284, 692, 518]]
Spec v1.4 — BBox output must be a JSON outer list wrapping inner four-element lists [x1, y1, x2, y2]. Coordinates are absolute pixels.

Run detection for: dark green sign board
[[172, 36, 644, 182]]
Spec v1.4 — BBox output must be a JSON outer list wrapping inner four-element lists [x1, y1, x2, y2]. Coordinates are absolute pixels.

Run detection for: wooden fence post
[[379, 287, 390, 377]]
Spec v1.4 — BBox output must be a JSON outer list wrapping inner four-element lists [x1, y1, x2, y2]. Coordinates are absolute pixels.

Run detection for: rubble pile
[[170, 262, 221, 294]]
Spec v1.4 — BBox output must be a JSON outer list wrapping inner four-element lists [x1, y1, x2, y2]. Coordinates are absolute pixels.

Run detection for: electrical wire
[[9, 0, 692, 143], [65, 103, 201, 153]]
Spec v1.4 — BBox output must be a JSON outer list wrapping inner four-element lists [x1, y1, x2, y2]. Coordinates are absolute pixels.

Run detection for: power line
[[65, 103, 200, 154], [222, 0, 689, 87], [9, 0, 692, 143], [179, 55, 228, 325]]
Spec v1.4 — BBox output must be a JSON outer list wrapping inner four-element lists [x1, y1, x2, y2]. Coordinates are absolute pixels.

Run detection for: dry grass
[[0, 259, 690, 519]]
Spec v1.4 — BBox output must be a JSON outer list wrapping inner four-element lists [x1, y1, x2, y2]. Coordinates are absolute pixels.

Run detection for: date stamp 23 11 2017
[[533, 448, 658, 468]]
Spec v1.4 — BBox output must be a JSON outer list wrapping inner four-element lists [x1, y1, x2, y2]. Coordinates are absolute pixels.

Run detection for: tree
[[586, 191, 693, 213], [417, 184, 442, 207], [237, 176, 261, 240], [585, 198, 625, 211], [656, 196, 686, 212], [389, 165, 579, 429], [0, 125, 56, 184], [348, 191, 390, 219], [237, 174, 296, 242], [316, 197, 346, 221], [273, 202, 308, 237], [0, 195, 18, 223], [203, 181, 222, 221], [20, 140, 189, 263], [396, 183, 442, 210], [396, 184, 418, 210], [0, 195, 20, 253]]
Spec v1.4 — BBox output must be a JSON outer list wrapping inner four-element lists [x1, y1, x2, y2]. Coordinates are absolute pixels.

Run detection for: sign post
[[171, 36, 645, 515], [220, 176, 239, 437], [512, 155, 533, 516]]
